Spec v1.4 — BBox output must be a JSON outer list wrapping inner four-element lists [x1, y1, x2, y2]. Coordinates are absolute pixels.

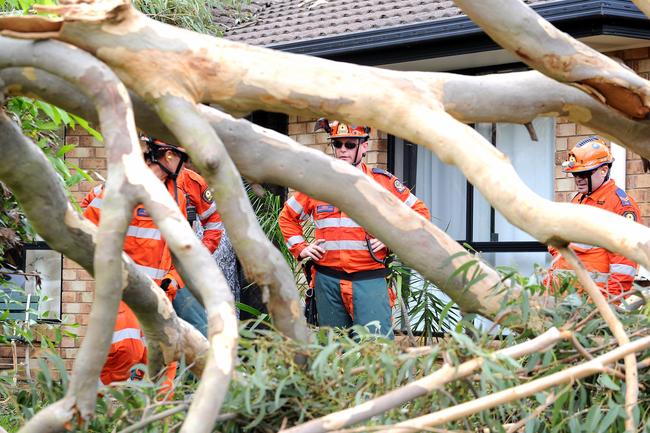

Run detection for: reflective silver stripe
[[89, 197, 103, 209], [404, 193, 417, 208], [610, 264, 637, 277], [203, 222, 224, 231], [571, 242, 598, 250], [169, 279, 179, 289], [286, 196, 306, 220], [134, 264, 167, 280], [93, 185, 103, 195], [313, 218, 360, 229], [199, 203, 217, 220], [112, 328, 142, 344], [127, 226, 161, 240], [323, 240, 368, 251], [286, 235, 305, 248]]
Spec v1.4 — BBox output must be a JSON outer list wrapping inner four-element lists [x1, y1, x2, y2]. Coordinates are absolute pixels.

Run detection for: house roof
[[223, 0, 554, 47]]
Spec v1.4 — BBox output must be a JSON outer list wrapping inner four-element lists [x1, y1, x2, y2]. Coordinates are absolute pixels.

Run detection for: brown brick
[[557, 178, 575, 192], [79, 158, 106, 170], [556, 123, 576, 137], [60, 337, 76, 348], [62, 303, 81, 314], [61, 292, 77, 303], [94, 147, 107, 158], [638, 59, 650, 73], [62, 269, 76, 281], [555, 137, 568, 151], [67, 147, 93, 158], [295, 133, 316, 146], [65, 136, 80, 145], [633, 174, 650, 189], [627, 159, 645, 174], [63, 280, 87, 292], [64, 258, 83, 269], [288, 122, 308, 135], [575, 125, 595, 136], [623, 47, 649, 60]]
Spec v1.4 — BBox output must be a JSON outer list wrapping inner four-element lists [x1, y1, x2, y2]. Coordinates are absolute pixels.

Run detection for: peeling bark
[[453, 0, 650, 119]]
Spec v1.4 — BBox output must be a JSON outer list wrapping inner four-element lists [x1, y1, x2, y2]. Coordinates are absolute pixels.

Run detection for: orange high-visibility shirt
[[99, 301, 147, 385], [549, 179, 641, 296], [81, 179, 186, 300], [279, 163, 430, 273], [176, 168, 223, 253]]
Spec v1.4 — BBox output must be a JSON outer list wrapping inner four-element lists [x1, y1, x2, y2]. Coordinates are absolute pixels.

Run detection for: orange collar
[[575, 179, 616, 203]]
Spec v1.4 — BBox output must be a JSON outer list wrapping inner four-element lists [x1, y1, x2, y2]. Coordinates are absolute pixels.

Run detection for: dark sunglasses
[[332, 140, 359, 150], [571, 169, 596, 179]]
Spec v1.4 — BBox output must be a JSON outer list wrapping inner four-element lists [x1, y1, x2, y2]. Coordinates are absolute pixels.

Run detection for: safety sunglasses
[[571, 169, 596, 179], [332, 140, 359, 150]]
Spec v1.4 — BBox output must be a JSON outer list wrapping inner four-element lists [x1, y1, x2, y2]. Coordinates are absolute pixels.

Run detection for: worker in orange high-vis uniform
[[83, 136, 220, 388], [83, 136, 224, 336], [548, 136, 641, 298], [279, 119, 430, 338], [99, 301, 175, 394]]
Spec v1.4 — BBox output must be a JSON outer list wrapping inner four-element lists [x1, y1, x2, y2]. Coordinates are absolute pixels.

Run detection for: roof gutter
[[266, 0, 649, 62]]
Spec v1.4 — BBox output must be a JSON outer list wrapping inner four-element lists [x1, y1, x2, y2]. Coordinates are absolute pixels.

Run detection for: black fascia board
[[266, 0, 648, 66]]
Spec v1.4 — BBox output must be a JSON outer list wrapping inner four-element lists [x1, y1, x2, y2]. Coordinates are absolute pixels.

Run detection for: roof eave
[[264, 0, 649, 64]]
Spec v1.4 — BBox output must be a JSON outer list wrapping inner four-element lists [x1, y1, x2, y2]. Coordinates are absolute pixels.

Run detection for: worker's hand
[[368, 237, 386, 253], [299, 239, 326, 261]]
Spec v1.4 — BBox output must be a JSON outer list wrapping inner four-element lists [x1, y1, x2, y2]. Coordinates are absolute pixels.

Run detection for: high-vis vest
[[82, 179, 187, 300], [549, 179, 641, 297], [99, 301, 147, 386], [279, 163, 431, 274], [176, 168, 223, 254]]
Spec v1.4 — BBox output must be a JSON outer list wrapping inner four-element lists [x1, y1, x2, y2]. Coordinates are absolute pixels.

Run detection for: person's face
[[141, 140, 181, 181], [573, 165, 608, 194], [332, 138, 368, 165]]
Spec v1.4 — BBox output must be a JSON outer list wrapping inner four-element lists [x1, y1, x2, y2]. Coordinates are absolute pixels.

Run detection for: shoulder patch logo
[[623, 211, 637, 222], [615, 188, 632, 207], [202, 189, 214, 203], [136, 208, 150, 217], [371, 167, 392, 178], [316, 204, 336, 214], [393, 179, 406, 193]]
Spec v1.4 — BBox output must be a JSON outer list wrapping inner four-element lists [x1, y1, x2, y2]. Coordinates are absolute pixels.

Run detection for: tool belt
[[313, 264, 389, 281]]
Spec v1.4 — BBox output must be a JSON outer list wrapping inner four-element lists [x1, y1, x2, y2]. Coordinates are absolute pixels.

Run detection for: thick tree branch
[[155, 95, 309, 345], [436, 70, 650, 160], [453, 0, 650, 119], [383, 335, 650, 432], [151, 96, 240, 433], [0, 110, 206, 433], [2, 10, 645, 276], [558, 246, 638, 432], [282, 327, 569, 433]]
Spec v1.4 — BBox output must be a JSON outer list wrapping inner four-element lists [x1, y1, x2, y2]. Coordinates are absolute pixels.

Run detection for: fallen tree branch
[[282, 327, 569, 433], [558, 246, 638, 432], [155, 94, 309, 345], [382, 335, 650, 432], [152, 96, 240, 433], [453, 0, 650, 119]]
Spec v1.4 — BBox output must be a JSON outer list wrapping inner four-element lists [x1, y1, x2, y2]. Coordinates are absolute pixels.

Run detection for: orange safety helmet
[[314, 118, 370, 140], [562, 136, 614, 173]]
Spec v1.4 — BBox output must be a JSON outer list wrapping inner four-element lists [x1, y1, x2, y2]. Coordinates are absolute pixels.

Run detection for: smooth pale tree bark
[[0, 36, 237, 432], [0, 1, 648, 430], [2, 3, 649, 280], [155, 95, 309, 346], [454, 0, 650, 120]]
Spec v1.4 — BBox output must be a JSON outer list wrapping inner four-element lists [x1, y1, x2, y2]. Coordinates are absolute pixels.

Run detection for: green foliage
[[134, 0, 250, 36], [2, 298, 649, 433]]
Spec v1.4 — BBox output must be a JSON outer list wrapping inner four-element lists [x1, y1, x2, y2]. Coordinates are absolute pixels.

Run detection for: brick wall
[[554, 46, 650, 226]]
